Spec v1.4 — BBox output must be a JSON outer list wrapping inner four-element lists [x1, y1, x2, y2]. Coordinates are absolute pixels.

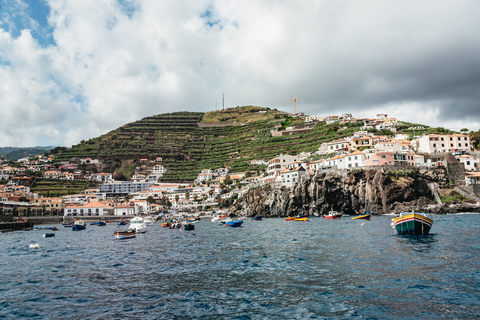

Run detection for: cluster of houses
[[1, 113, 479, 218]]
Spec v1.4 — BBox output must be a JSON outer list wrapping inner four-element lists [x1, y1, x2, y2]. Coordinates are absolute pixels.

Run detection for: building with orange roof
[[63, 200, 114, 216], [280, 166, 307, 187]]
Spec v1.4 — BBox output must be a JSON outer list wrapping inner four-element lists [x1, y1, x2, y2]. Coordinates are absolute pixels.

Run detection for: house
[[114, 204, 136, 216], [63, 201, 114, 216], [151, 165, 167, 174], [365, 152, 395, 166], [90, 173, 113, 182], [458, 154, 475, 171], [349, 136, 373, 151], [266, 154, 299, 178], [326, 138, 349, 153], [393, 152, 416, 166], [280, 166, 307, 188], [44, 170, 59, 179], [32, 197, 64, 213], [343, 151, 366, 168], [417, 134, 471, 154]]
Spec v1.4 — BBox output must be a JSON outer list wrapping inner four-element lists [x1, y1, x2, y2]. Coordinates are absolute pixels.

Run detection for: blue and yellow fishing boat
[[391, 211, 433, 235]]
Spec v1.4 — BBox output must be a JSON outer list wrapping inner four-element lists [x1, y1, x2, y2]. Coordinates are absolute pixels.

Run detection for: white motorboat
[[143, 216, 154, 226], [211, 216, 220, 222], [129, 217, 147, 233]]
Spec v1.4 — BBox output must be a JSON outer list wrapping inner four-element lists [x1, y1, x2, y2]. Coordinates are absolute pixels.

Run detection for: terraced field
[[54, 108, 366, 181]]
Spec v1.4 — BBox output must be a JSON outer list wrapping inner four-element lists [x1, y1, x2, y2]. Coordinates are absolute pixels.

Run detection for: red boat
[[323, 211, 342, 219]]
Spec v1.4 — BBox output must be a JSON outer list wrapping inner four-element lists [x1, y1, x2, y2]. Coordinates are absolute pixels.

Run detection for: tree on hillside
[[146, 195, 155, 204], [469, 129, 480, 149], [461, 128, 469, 133]]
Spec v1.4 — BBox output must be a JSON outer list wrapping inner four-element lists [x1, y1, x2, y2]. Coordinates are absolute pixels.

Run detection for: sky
[[1, 0, 480, 148]]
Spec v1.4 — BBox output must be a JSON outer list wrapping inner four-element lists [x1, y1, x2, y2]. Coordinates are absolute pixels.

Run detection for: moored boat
[[182, 222, 195, 230], [225, 220, 243, 227], [129, 217, 147, 233], [114, 230, 136, 240], [161, 222, 170, 228], [285, 216, 296, 221], [323, 210, 342, 219], [143, 216, 154, 226], [352, 213, 371, 220], [72, 220, 86, 231], [294, 215, 308, 221], [43, 233, 55, 238], [90, 221, 106, 226], [251, 216, 262, 221], [391, 211, 433, 235]]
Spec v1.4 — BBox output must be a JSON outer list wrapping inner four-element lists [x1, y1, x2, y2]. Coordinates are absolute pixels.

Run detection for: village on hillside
[[1, 113, 479, 218]]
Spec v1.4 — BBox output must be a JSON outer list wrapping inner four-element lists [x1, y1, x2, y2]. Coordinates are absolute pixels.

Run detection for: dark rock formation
[[231, 167, 475, 216]]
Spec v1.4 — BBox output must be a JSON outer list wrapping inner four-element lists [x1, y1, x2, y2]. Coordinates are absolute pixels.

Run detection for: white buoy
[[29, 243, 40, 249]]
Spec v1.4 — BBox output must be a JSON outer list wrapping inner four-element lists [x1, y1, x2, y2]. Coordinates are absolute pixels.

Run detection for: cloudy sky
[[1, 0, 480, 147]]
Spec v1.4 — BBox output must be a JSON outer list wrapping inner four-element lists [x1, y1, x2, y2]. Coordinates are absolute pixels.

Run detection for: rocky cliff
[[231, 168, 478, 216]]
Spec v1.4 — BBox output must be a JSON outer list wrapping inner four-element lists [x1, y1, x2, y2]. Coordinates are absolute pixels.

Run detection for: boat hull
[[285, 217, 296, 221], [71, 225, 86, 231], [392, 213, 433, 235], [323, 215, 341, 219], [114, 231, 136, 239], [225, 221, 243, 227], [352, 214, 371, 220], [294, 217, 308, 221]]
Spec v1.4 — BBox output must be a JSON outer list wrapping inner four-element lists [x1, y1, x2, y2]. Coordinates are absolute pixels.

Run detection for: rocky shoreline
[[231, 168, 480, 217]]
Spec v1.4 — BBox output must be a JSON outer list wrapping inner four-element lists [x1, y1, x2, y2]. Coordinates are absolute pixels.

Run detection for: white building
[[417, 134, 471, 154], [343, 151, 366, 169], [114, 204, 136, 216], [151, 165, 167, 174], [266, 154, 299, 177], [280, 166, 307, 188], [64, 201, 114, 216]]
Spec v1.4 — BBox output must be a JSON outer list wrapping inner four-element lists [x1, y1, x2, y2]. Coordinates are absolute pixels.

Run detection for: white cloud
[[1, 0, 480, 147]]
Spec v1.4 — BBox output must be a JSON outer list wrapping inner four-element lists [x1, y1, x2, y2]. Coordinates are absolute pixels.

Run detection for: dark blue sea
[[1, 214, 479, 319]]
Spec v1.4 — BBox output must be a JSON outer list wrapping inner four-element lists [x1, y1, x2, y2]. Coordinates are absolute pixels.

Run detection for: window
[[467, 161, 471, 165], [433, 144, 436, 147], [381, 155, 387, 159], [442, 144, 444, 147], [355, 156, 358, 160]]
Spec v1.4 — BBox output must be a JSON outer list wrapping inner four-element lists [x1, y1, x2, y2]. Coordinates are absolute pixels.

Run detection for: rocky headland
[[231, 168, 479, 217]]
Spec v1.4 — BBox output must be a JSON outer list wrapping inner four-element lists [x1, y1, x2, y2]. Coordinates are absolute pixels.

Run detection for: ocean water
[[1, 214, 479, 319]]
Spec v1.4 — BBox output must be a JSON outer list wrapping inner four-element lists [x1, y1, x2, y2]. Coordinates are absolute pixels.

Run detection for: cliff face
[[231, 168, 476, 216]]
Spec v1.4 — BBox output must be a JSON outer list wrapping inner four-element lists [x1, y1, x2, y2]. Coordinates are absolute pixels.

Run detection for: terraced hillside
[[53, 106, 396, 181]]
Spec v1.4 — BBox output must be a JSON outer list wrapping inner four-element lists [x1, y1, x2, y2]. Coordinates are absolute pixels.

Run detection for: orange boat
[[161, 222, 170, 228], [285, 217, 296, 221]]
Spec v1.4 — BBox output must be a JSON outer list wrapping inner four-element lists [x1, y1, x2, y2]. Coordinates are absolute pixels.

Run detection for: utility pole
[[222, 93, 224, 110]]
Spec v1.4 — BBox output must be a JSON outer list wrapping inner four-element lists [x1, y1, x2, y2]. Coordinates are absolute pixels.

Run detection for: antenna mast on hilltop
[[282, 97, 300, 114], [222, 93, 224, 110]]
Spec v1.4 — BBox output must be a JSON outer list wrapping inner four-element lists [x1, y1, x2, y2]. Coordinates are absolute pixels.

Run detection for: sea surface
[[1, 214, 479, 319]]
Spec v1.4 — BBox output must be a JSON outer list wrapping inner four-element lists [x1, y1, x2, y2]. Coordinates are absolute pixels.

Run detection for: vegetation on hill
[[0, 147, 53, 161], [31, 179, 88, 197], [51, 106, 464, 182]]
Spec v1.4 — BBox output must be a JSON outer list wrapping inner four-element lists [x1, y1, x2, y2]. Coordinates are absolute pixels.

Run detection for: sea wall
[[231, 168, 479, 217]]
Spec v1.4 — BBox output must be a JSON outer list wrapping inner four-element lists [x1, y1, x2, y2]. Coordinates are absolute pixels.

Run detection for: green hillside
[[52, 106, 442, 181]]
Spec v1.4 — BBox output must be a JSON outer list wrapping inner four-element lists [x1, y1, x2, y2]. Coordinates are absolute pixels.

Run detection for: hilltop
[[0, 146, 54, 161], [51, 106, 440, 181]]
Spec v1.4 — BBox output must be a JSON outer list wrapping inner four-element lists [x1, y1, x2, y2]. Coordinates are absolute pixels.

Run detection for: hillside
[[0, 146, 54, 161], [52, 106, 437, 181]]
